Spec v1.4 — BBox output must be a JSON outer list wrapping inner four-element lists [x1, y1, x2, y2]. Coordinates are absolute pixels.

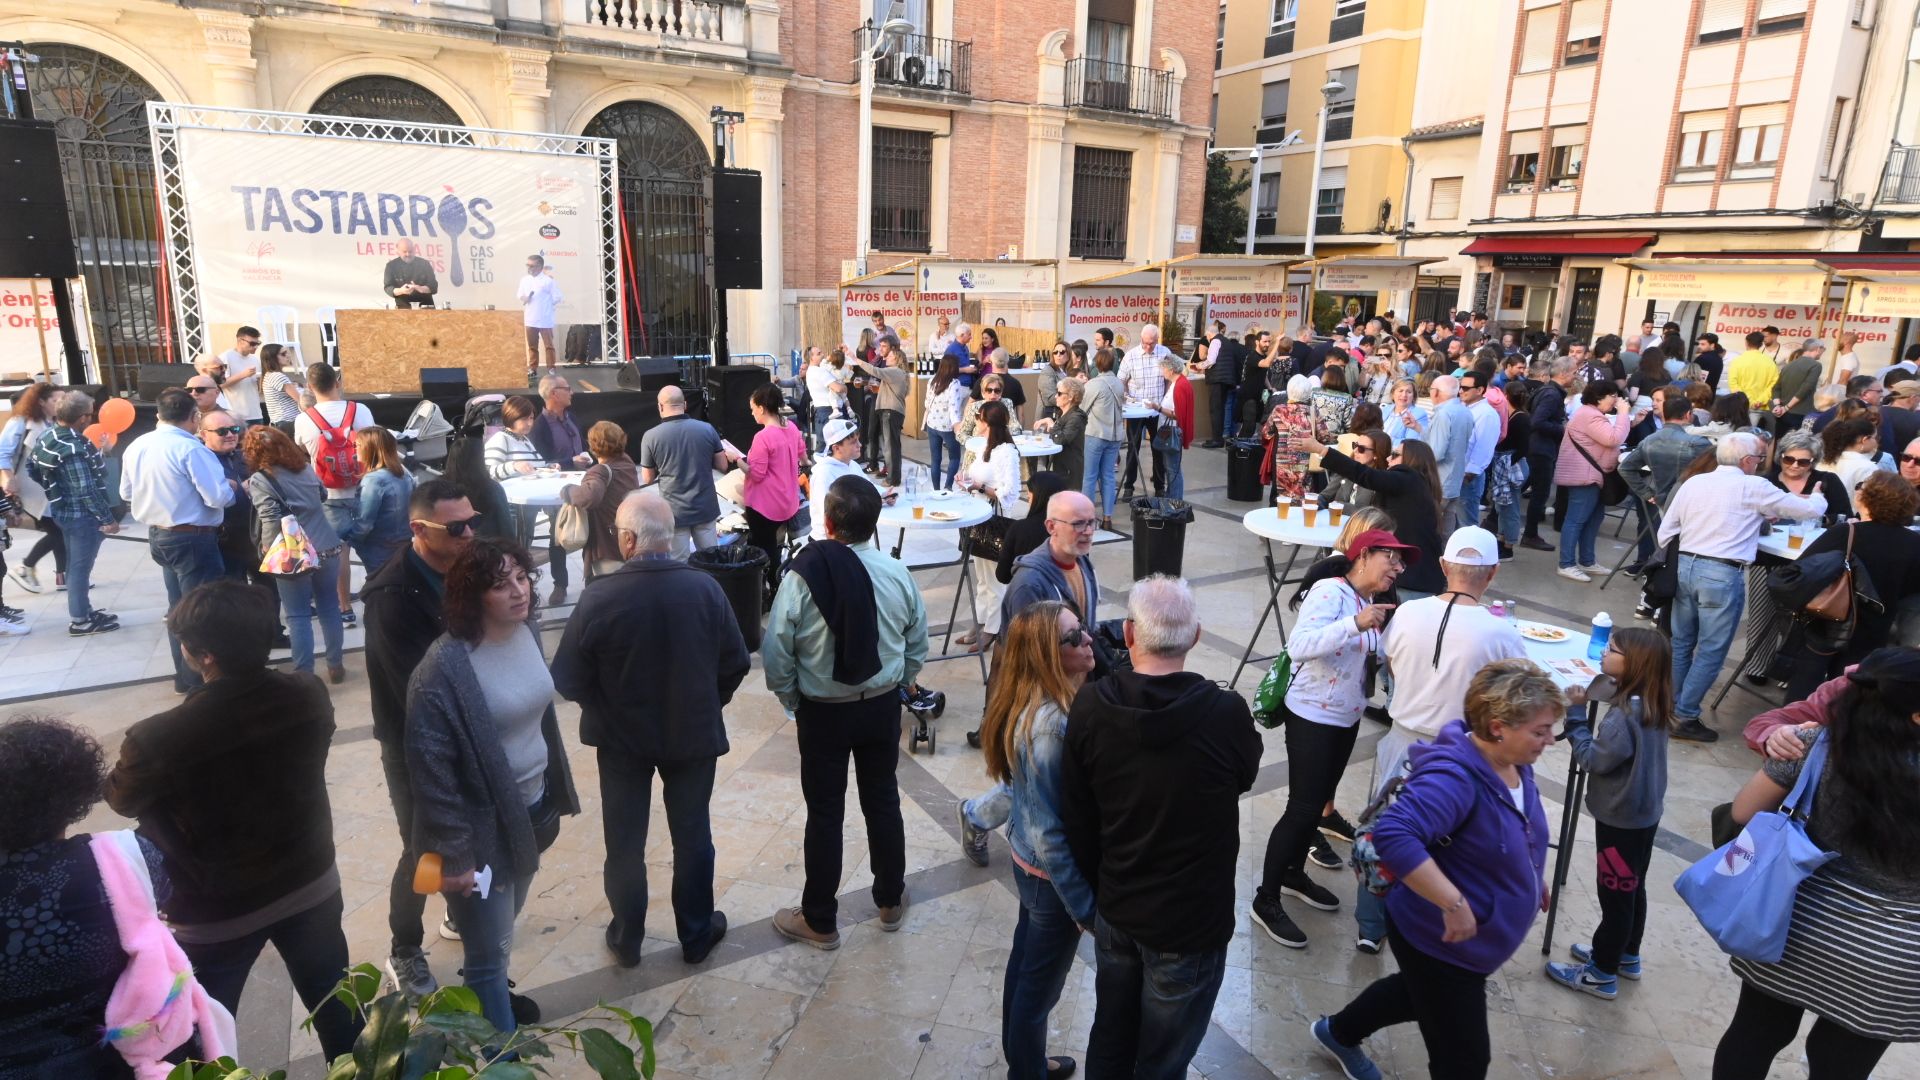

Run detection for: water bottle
[[1505, 599, 1519, 628], [1587, 610, 1613, 661]]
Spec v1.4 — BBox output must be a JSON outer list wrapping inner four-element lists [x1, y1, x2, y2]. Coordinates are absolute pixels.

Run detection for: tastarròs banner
[[175, 125, 602, 344]]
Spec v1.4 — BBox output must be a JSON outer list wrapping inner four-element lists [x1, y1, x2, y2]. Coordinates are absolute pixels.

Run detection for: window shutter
[[1566, 0, 1603, 39], [1698, 0, 1745, 34], [1552, 125, 1587, 147], [1683, 110, 1726, 133], [1319, 165, 1348, 190], [1757, 0, 1809, 17], [1328, 66, 1358, 102], [1741, 102, 1789, 127], [1521, 9, 1559, 71], [1523, 0, 1559, 8], [1508, 129, 1542, 155], [1262, 80, 1290, 122], [1429, 177, 1463, 219]]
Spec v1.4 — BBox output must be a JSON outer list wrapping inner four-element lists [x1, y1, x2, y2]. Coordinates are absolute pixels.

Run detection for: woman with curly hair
[[245, 425, 347, 682], [407, 536, 578, 1038]]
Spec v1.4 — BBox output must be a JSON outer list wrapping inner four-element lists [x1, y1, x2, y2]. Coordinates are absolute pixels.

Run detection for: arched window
[[311, 76, 460, 125], [27, 42, 164, 391], [584, 102, 712, 357]]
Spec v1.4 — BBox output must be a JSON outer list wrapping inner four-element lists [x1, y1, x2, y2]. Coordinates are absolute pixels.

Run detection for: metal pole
[[1304, 104, 1331, 260], [1244, 147, 1263, 257], [855, 22, 876, 276]]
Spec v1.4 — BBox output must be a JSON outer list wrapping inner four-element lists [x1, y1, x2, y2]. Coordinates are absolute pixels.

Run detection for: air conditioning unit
[[900, 54, 944, 89]]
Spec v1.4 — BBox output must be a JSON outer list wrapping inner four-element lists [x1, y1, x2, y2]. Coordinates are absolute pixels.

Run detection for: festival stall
[[1833, 268, 1919, 376], [1613, 258, 1885, 381], [1304, 255, 1444, 332]]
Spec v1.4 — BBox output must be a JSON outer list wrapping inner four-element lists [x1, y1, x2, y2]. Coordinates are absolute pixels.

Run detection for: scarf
[[790, 539, 882, 685]]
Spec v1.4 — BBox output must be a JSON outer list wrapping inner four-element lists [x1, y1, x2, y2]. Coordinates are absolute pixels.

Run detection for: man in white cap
[[1352, 526, 1527, 955], [808, 417, 881, 541]]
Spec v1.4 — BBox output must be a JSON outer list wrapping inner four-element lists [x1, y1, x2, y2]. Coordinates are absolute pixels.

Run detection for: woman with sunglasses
[[1033, 380, 1086, 493], [956, 375, 1023, 476], [1782, 472, 1920, 700], [1037, 340, 1074, 422], [1736, 432, 1851, 689], [244, 426, 347, 683], [1322, 430, 1389, 512], [259, 343, 303, 436], [1303, 433, 1448, 601], [977, 600, 1098, 1080]]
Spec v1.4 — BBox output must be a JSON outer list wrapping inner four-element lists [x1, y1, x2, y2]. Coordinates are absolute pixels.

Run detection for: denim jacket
[[339, 468, 415, 550], [1007, 700, 1097, 925]]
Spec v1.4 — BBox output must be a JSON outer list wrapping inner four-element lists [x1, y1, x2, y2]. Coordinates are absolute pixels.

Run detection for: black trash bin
[[1227, 438, 1265, 502], [689, 543, 770, 652], [1130, 497, 1195, 580]]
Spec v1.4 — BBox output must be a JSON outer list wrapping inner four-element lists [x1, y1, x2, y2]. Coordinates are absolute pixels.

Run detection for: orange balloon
[[83, 423, 114, 451], [98, 397, 135, 434]]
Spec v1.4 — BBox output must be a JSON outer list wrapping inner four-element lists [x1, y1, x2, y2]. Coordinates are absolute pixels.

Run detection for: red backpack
[[305, 402, 365, 490]]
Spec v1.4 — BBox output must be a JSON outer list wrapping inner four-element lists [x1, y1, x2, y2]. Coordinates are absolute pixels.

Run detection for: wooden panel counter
[[335, 308, 528, 393]]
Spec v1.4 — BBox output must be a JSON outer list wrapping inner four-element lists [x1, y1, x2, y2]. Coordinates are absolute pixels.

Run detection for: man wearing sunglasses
[[184, 374, 228, 416], [196, 409, 256, 582], [361, 478, 479, 998], [1899, 436, 1920, 491], [211, 327, 265, 427]]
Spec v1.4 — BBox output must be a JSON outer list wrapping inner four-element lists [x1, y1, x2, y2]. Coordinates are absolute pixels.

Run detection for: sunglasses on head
[[413, 515, 483, 537], [1060, 626, 1091, 647]]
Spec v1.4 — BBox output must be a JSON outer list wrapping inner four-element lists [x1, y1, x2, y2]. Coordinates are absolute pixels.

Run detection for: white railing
[[579, 0, 732, 42]]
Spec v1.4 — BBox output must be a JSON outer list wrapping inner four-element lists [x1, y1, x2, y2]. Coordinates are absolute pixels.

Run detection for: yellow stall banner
[[1627, 267, 1827, 306]]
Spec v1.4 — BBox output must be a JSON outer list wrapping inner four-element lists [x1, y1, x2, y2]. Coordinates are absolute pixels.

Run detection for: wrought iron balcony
[[1065, 58, 1175, 120], [856, 29, 972, 97], [1882, 145, 1920, 204], [575, 0, 745, 54]]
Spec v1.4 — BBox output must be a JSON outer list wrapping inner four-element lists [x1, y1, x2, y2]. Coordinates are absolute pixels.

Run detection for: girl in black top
[[1301, 433, 1447, 597]]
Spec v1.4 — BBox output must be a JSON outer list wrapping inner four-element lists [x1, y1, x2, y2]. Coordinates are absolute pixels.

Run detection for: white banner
[[839, 286, 961, 355], [1205, 288, 1307, 338], [1171, 264, 1288, 294], [1706, 301, 1894, 372], [0, 278, 95, 382], [174, 126, 602, 339], [919, 261, 1057, 295], [1063, 287, 1161, 346]]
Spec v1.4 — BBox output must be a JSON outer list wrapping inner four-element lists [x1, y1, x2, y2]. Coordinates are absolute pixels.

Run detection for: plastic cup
[[1787, 530, 1804, 550], [1304, 506, 1319, 528], [913, 503, 925, 520], [1278, 499, 1290, 518], [1329, 503, 1345, 527]]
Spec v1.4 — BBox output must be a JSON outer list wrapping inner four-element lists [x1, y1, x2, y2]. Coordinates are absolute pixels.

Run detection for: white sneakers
[[1557, 567, 1592, 583]]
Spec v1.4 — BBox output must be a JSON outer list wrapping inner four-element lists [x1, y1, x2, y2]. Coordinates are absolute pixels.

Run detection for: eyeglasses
[[412, 515, 483, 537], [203, 425, 242, 437], [1780, 455, 1813, 467], [1059, 626, 1091, 647], [1050, 517, 1099, 533], [1367, 550, 1407, 571]]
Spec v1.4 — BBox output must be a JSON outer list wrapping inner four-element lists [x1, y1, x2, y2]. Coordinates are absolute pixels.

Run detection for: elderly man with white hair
[[552, 489, 749, 969], [1118, 322, 1174, 500], [1425, 374, 1473, 532], [1061, 575, 1262, 1079], [1657, 432, 1827, 742]]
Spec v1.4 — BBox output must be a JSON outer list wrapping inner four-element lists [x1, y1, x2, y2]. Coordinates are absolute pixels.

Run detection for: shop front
[[1459, 234, 1655, 339]]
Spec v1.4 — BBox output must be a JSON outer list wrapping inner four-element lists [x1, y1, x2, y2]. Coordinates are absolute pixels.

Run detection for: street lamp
[[855, 11, 917, 275], [1241, 130, 1303, 256], [1302, 76, 1345, 260]]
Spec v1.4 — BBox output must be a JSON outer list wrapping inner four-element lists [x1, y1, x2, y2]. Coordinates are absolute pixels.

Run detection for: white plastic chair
[[317, 306, 339, 365], [256, 304, 298, 347]]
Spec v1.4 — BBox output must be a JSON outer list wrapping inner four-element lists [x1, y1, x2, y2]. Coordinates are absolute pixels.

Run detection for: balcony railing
[[857, 29, 972, 97], [1065, 58, 1175, 120], [1882, 145, 1920, 204], [577, 0, 738, 46]]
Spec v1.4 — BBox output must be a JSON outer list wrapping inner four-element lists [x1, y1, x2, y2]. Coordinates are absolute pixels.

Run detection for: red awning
[[1460, 234, 1655, 256]]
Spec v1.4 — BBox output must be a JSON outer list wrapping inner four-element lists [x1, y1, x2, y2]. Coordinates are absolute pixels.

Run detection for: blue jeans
[[927, 428, 963, 490], [1495, 490, 1523, 544], [811, 406, 835, 452], [1214, 387, 1238, 440], [1086, 914, 1227, 1080], [1558, 484, 1603, 569], [446, 864, 534, 1038], [273, 548, 345, 673], [962, 782, 1011, 831], [1355, 884, 1388, 942], [150, 527, 228, 691], [1160, 443, 1185, 500], [1671, 554, 1746, 720], [1004, 864, 1082, 1080], [1084, 436, 1123, 517], [1457, 471, 1487, 533], [1630, 498, 1656, 563], [598, 748, 718, 950], [56, 516, 105, 622]]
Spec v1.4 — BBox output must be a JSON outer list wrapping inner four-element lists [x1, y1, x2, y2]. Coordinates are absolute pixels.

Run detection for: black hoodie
[[1061, 669, 1263, 953]]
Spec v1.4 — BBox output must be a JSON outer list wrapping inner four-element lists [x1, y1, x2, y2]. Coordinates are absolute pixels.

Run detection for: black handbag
[[963, 506, 1014, 563]]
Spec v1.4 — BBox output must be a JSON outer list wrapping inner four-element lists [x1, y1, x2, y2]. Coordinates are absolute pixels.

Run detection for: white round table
[[964, 435, 1063, 459], [1512, 621, 1600, 690], [1756, 524, 1823, 562], [1229, 505, 1348, 688], [880, 492, 995, 669], [500, 471, 585, 508]]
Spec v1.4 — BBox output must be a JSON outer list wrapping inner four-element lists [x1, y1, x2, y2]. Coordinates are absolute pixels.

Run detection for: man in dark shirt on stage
[[384, 239, 439, 308]]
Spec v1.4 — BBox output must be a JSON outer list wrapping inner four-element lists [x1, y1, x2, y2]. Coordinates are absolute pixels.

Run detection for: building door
[[1567, 268, 1602, 343], [1413, 277, 1459, 326], [584, 103, 712, 358], [27, 43, 165, 392]]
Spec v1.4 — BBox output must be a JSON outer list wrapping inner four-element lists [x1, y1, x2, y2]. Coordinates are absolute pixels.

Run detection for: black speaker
[[616, 357, 682, 395], [420, 367, 470, 414], [136, 363, 194, 402], [0, 120, 77, 279], [706, 168, 763, 291], [704, 364, 770, 450]]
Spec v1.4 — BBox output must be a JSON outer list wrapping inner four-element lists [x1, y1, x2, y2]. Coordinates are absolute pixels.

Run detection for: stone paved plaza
[[7, 445, 1916, 1080]]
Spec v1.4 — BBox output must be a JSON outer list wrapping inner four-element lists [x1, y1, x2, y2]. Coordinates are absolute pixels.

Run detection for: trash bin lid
[[1129, 496, 1195, 523]]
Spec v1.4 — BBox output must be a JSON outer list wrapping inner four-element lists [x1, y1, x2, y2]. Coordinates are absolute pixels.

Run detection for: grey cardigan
[[405, 628, 580, 878], [1083, 373, 1126, 442], [249, 464, 342, 558]]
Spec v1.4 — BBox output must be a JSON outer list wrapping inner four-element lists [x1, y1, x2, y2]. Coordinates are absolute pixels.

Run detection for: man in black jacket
[[1521, 357, 1578, 550], [383, 238, 439, 308], [1238, 329, 1275, 433], [1061, 575, 1262, 1079], [361, 478, 475, 995], [552, 490, 748, 968], [1201, 321, 1245, 447]]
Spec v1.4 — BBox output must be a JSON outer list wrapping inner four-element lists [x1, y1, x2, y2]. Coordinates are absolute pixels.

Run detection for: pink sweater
[[1553, 405, 1629, 487], [741, 420, 805, 522]]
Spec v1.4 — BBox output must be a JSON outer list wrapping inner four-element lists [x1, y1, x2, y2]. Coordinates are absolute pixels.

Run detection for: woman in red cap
[[1248, 527, 1418, 951]]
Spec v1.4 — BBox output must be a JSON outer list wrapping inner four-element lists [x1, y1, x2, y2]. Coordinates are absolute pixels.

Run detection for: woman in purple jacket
[[1310, 658, 1561, 1080]]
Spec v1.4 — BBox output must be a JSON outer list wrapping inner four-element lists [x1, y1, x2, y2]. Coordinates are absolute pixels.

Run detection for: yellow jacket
[[1726, 349, 1779, 404]]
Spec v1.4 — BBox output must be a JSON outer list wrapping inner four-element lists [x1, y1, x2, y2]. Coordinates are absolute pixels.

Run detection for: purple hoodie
[[1378, 719, 1549, 974]]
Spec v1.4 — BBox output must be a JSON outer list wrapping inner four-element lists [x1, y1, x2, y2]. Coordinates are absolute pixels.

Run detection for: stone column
[[737, 77, 786, 355], [196, 12, 259, 109], [1148, 132, 1185, 262], [1023, 112, 1067, 260], [502, 48, 552, 133]]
